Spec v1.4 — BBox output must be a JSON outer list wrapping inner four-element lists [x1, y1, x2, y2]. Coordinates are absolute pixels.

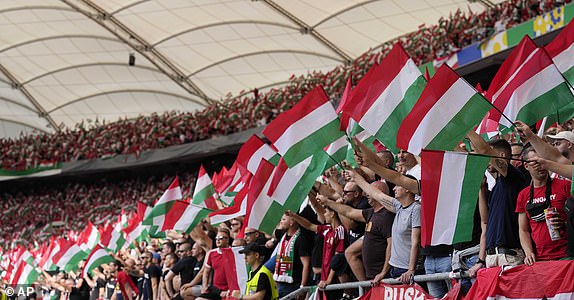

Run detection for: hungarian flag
[[235, 135, 280, 175], [323, 135, 348, 169], [263, 86, 343, 167], [546, 18, 574, 84], [466, 260, 574, 299], [245, 154, 326, 235], [99, 220, 126, 253], [82, 244, 114, 277], [161, 201, 212, 233], [192, 165, 219, 210], [397, 65, 491, 155], [487, 35, 574, 130], [10, 257, 39, 285], [77, 221, 100, 252], [341, 44, 426, 153], [420, 150, 490, 247], [123, 202, 151, 243], [52, 239, 87, 272], [143, 177, 182, 234], [38, 238, 59, 271], [209, 185, 249, 225]]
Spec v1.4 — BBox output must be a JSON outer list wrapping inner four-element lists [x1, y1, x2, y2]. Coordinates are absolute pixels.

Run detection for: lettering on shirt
[[531, 194, 556, 204]]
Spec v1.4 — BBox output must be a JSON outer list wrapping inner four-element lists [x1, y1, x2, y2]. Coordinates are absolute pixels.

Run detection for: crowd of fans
[[0, 0, 568, 172], [0, 170, 202, 249], [4, 118, 574, 300]]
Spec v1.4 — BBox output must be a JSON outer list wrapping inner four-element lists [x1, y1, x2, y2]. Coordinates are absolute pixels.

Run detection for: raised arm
[[466, 130, 508, 177], [286, 210, 318, 232], [352, 138, 419, 193], [533, 156, 574, 179], [345, 169, 396, 213], [515, 120, 571, 164], [316, 195, 365, 222]]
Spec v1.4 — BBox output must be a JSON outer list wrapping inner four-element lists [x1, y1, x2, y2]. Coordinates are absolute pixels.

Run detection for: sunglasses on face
[[215, 236, 228, 241]]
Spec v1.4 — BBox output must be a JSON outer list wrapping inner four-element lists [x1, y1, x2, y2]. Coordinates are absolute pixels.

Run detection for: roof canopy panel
[[0, 0, 499, 138]]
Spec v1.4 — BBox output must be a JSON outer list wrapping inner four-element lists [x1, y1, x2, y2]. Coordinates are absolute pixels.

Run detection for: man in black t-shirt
[[165, 243, 196, 300], [318, 181, 394, 281], [140, 252, 161, 300]]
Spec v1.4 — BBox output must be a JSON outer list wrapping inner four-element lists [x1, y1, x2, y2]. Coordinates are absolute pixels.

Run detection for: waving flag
[[99, 220, 126, 253], [546, 18, 574, 84], [235, 135, 280, 175], [487, 35, 574, 129], [77, 222, 100, 252], [263, 86, 343, 167], [209, 185, 249, 225], [52, 239, 87, 272], [143, 177, 182, 235], [192, 165, 219, 210], [341, 44, 426, 153], [162, 201, 212, 233], [420, 150, 490, 247], [397, 65, 491, 155], [82, 244, 114, 277]]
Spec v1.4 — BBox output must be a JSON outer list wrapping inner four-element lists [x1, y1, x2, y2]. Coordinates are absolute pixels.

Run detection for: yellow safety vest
[[245, 265, 279, 300]]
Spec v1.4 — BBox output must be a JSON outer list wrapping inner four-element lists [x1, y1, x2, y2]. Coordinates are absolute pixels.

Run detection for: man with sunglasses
[[202, 228, 233, 296], [165, 243, 195, 300]]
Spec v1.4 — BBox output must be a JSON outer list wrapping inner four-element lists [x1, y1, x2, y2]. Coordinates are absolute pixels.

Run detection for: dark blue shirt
[[486, 165, 527, 249]]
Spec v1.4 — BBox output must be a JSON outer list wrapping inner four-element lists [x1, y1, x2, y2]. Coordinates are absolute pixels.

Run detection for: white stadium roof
[[0, 0, 504, 138]]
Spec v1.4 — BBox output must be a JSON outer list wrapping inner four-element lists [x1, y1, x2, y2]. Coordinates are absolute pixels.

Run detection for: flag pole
[[477, 96, 517, 130]]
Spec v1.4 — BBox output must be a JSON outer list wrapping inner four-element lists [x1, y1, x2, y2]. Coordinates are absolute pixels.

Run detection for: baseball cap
[[239, 243, 267, 255], [546, 131, 574, 144]]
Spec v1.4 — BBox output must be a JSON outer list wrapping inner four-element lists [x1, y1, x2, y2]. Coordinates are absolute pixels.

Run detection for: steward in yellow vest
[[231, 243, 278, 300]]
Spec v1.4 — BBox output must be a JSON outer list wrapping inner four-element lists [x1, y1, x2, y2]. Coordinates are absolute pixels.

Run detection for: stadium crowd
[[0, 0, 568, 172], [2, 118, 574, 300]]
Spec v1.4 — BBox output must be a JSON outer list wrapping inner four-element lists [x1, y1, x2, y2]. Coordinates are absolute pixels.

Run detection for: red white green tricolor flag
[[546, 18, 574, 84], [487, 35, 574, 130], [52, 239, 87, 272], [77, 221, 100, 252], [235, 135, 280, 175], [99, 220, 126, 253], [263, 86, 343, 168], [341, 44, 426, 153], [82, 244, 114, 277], [10, 258, 39, 285], [420, 150, 490, 247], [143, 177, 182, 234], [397, 65, 491, 155], [162, 201, 212, 233], [192, 165, 219, 210]]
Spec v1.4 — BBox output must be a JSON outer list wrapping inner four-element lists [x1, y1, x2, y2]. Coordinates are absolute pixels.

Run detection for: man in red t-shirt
[[110, 260, 138, 300], [201, 228, 240, 296], [516, 147, 568, 265]]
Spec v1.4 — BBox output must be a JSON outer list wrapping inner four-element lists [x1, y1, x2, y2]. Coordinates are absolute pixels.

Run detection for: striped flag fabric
[[341, 44, 426, 153], [99, 220, 127, 253], [82, 244, 114, 277], [245, 155, 327, 235], [77, 221, 100, 252], [420, 150, 490, 247], [10, 259, 39, 285], [209, 185, 249, 225], [487, 35, 574, 130], [263, 86, 344, 167], [323, 135, 348, 169], [161, 201, 212, 233], [52, 239, 87, 272], [235, 135, 280, 175], [546, 18, 574, 84], [38, 238, 59, 271], [466, 261, 574, 299], [397, 65, 491, 155], [143, 177, 182, 234], [192, 165, 219, 210]]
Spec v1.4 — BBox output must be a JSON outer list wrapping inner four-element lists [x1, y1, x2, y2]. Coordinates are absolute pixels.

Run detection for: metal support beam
[[261, 0, 353, 64], [62, 0, 214, 105], [0, 64, 60, 132]]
